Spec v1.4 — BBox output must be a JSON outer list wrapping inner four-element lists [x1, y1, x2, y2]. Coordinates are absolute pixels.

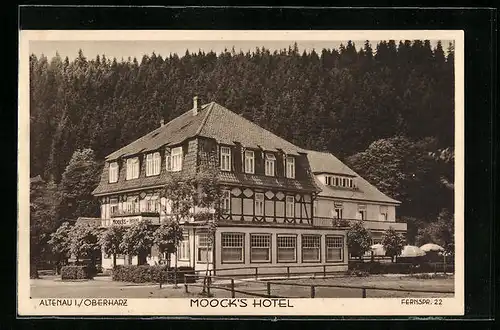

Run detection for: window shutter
[[255, 150, 264, 175], [165, 147, 172, 171], [233, 144, 242, 173], [275, 152, 284, 177]]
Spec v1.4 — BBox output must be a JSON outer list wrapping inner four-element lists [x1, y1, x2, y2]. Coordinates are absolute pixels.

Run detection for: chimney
[[193, 96, 199, 116], [160, 118, 165, 127]]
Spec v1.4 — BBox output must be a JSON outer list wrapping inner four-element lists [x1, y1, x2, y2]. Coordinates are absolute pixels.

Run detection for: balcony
[[312, 217, 407, 232], [101, 211, 161, 227]]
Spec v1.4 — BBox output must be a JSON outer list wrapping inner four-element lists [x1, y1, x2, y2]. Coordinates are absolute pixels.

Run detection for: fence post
[[255, 267, 258, 280], [287, 267, 290, 278], [184, 274, 188, 293], [362, 288, 366, 298], [323, 265, 326, 278], [310, 285, 316, 298], [231, 278, 235, 298], [207, 276, 211, 296], [267, 282, 271, 297]]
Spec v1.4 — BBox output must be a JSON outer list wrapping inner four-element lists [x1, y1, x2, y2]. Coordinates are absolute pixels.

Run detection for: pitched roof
[[106, 102, 302, 161], [304, 149, 357, 176], [304, 150, 400, 204]]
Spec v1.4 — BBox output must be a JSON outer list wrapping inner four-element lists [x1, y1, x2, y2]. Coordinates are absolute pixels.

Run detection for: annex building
[[92, 97, 406, 275]]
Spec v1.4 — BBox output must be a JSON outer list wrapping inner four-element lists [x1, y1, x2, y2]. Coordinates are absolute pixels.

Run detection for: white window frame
[[109, 198, 118, 216], [302, 235, 321, 262], [277, 235, 297, 263], [326, 235, 344, 262], [221, 233, 245, 264], [126, 196, 139, 214], [197, 232, 212, 263], [221, 190, 231, 214], [325, 175, 331, 185], [126, 157, 139, 180], [146, 152, 161, 176], [170, 146, 183, 172], [286, 156, 295, 179], [109, 162, 118, 183], [357, 205, 367, 220], [286, 196, 295, 218], [146, 195, 160, 213], [244, 150, 255, 174], [177, 234, 190, 261], [255, 193, 264, 216], [250, 234, 271, 263], [220, 146, 232, 171], [265, 153, 276, 176], [379, 205, 388, 221]]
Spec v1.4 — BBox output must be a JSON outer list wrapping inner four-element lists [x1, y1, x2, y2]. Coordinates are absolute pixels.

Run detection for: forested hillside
[[29, 40, 455, 244]]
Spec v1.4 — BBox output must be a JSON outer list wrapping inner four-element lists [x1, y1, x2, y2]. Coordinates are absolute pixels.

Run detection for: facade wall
[[212, 225, 348, 275], [315, 197, 396, 222], [223, 186, 313, 225]]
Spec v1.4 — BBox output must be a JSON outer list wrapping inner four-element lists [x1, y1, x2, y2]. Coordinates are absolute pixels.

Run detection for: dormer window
[[265, 153, 276, 176], [286, 156, 295, 179], [220, 146, 231, 171], [166, 146, 183, 172], [325, 175, 355, 188], [126, 157, 139, 180], [244, 150, 254, 174], [109, 162, 118, 183], [146, 152, 161, 176]]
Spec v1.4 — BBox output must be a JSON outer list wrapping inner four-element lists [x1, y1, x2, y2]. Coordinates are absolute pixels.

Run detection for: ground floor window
[[177, 234, 190, 261], [250, 234, 271, 263], [277, 235, 297, 262], [221, 233, 245, 263], [302, 235, 321, 262], [197, 232, 212, 263], [326, 235, 344, 262]]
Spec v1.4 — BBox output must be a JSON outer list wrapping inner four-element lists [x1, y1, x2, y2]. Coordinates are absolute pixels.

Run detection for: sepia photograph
[[18, 29, 464, 316]]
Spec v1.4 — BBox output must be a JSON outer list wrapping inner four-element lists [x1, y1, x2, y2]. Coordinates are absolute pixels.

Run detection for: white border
[[18, 30, 464, 316]]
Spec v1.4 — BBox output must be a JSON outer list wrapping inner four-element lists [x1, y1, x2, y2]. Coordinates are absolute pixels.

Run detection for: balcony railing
[[312, 217, 407, 231], [110, 210, 160, 218]]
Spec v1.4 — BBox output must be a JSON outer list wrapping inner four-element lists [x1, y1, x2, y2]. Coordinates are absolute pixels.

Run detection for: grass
[[30, 273, 455, 299]]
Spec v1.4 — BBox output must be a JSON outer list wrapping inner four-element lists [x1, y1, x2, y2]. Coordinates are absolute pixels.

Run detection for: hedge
[[112, 265, 196, 284], [61, 265, 95, 280], [348, 261, 454, 274]]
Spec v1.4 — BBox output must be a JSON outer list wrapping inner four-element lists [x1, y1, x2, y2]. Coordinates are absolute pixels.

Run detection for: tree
[[347, 222, 372, 260], [30, 177, 60, 278], [381, 227, 405, 262], [346, 136, 445, 220], [69, 222, 101, 265], [120, 220, 154, 265], [153, 221, 183, 268], [58, 148, 101, 224], [47, 222, 72, 275], [161, 165, 223, 294], [99, 225, 125, 268], [416, 208, 454, 255]]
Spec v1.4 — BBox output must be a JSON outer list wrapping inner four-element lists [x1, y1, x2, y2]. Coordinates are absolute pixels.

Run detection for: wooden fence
[[183, 274, 455, 298]]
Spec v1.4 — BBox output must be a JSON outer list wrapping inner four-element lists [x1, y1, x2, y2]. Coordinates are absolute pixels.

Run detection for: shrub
[[61, 265, 94, 280], [112, 265, 196, 284]]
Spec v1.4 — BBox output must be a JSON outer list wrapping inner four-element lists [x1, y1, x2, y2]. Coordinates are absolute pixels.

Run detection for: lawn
[[30, 274, 454, 299]]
